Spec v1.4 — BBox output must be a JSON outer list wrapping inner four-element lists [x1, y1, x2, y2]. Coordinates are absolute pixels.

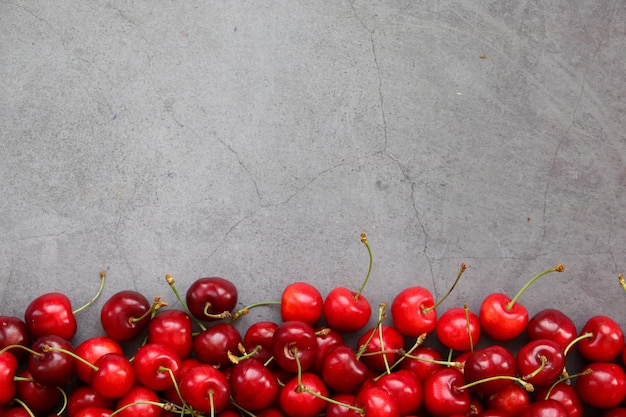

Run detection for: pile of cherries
[[2, 234, 626, 417]]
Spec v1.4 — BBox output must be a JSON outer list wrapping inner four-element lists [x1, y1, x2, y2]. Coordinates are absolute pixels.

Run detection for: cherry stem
[[43, 345, 98, 371], [384, 333, 427, 373], [544, 368, 592, 398], [12, 398, 36, 417], [564, 331, 593, 356], [355, 232, 373, 300], [401, 353, 464, 369], [109, 401, 173, 416], [229, 399, 259, 417], [356, 303, 387, 360], [464, 303, 474, 353], [423, 263, 467, 315], [203, 302, 232, 320], [166, 274, 207, 331], [129, 296, 168, 324], [54, 386, 68, 416], [506, 264, 565, 310], [457, 375, 534, 393], [522, 355, 547, 381], [230, 301, 281, 322], [0, 344, 44, 357], [72, 269, 107, 315], [619, 273, 626, 292], [209, 390, 215, 417], [228, 345, 262, 364], [160, 366, 187, 407]]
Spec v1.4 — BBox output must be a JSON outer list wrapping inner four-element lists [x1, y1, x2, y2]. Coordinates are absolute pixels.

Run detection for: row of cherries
[[1, 235, 626, 417]]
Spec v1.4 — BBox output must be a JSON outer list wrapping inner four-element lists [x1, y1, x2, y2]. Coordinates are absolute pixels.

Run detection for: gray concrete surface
[[1, 0, 625, 350]]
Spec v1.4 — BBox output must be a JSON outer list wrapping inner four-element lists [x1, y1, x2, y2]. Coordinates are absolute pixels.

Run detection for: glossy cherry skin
[[230, 358, 279, 410], [90, 353, 135, 399], [435, 306, 480, 352], [479, 293, 528, 342], [517, 399, 568, 417], [0, 351, 18, 405], [391, 286, 436, 337], [576, 362, 626, 409], [74, 336, 123, 384], [161, 357, 202, 407], [133, 342, 182, 391], [375, 369, 422, 416], [67, 386, 116, 417], [463, 345, 517, 396], [272, 321, 317, 373], [186, 277, 238, 322], [73, 406, 113, 417], [281, 282, 324, 326], [322, 344, 369, 393], [194, 323, 243, 368], [15, 368, 62, 415], [398, 345, 445, 382], [28, 334, 76, 387], [179, 364, 230, 414], [312, 327, 344, 374], [356, 325, 404, 371], [100, 290, 151, 342], [323, 287, 371, 333], [534, 381, 583, 417], [0, 316, 30, 360], [422, 367, 470, 417], [485, 383, 529, 416], [355, 386, 399, 417], [526, 308, 577, 351], [578, 315, 625, 362], [516, 339, 565, 387], [148, 309, 193, 360], [326, 394, 357, 417], [3, 408, 33, 417], [279, 372, 329, 417], [243, 321, 279, 365], [24, 292, 77, 340], [115, 386, 162, 417]]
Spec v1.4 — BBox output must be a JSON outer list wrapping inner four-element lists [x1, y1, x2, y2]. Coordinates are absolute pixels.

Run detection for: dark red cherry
[[186, 277, 238, 322]]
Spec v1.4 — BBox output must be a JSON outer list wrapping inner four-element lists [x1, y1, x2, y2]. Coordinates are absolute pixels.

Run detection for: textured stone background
[[1, 1, 625, 354]]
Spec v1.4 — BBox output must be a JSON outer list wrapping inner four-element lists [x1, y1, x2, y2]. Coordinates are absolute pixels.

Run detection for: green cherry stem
[[423, 263, 467, 315], [230, 301, 281, 322], [166, 274, 207, 331], [0, 344, 43, 357], [543, 368, 592, 398], [129, 297, 168, 324], [564, 332, 593, 357], [464, 303, 474, 353], [72, 269, 107, 315], [522, 356, 547, 381], [109, 401, 174, 417], [356, 303, 387, 360], [355, 232, 373, 300], [12, 398, 36, 417], [458, 375, 534, 393], [506, 264, 565, 311]]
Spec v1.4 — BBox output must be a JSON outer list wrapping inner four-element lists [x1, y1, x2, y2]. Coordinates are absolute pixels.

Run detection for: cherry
[[73, 406, 113, 417], [67, 386, 115, 417], [29, 335, 76, 387], [243, 321, 279, 365], [391, 263, 467, 337], [15, 368, 63, 415], [279, 372, 329, 417], [479, 264, 564, 342], [374, 369, 422, 416], [3, 407, 33, 417], [326, 394, 357, 417], [323, 233, 373, 333], [133, 342, 182, 391], [516, 339, 565, 387], [100, 291, 165, 342], [398, 345, 447, 382], [179, 364, 231, 414], [230, 358, 279, 410], [526, 308, 577, 351], [435, 304, 480, 352], [74, 336, 123, 384], [354, 386, 399, 417], [89, 353, 135, 399], [0, 316, 30, 360], [534, 381, 584, 417], [147, 309, 193, 360], [185, 276, 238, 322], [194, 322, 243, 368], [0, 350, 18, 405], [312, 327, 344, 373], [272, 321, 317, 373], [356, 324, 404, 372], [516, 399, 569, 417], [114, 386, 163, 417], [281, 282, 324, 326], [576, 362, 626, 409], [484, 383, 530, 416], [161, 357, 202, 407], [463, 345, 518, 396], [23, 270, 106, 341], [422, 367, 470, 417], [322, 344, 369, 393], [577, 315, 625, 362]]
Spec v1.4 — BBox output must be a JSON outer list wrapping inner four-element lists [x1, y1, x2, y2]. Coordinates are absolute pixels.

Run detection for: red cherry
[[576, 362, 626, 409], [148, 309, 193, 360], [526, 308, 577, 351], [114, 386, 163, 417], [577, 315, 625, 362], [281, 282, 323, 326], [463, 345, 517, 396], [179, 364, 230, 414], [398, 345, 445, 382], [3, 407, 33, 417], [90, 353, 135, 399], [312, 327, 344, 374], [484, 383, 530, 416], [516, 399, 569, 417], [243, 321, 279, 365], [356, 325, 404, 372], [391, 286, 436, 337], [15, 368, 63, 415], [74, 336, 123, 384], [194, 323, 243, 368], [279, 372, 329, 417], [516, 339, 565, 387], [73, 406, 113, 417], [24, 293, 77, 341], [0, 351, 18, 405], [230, 358, 279, 410], [354, 386, 399, 417], [326, 394, 357, 417], [28, 335, 76, 387], [422, 367, 470, 417], [323, 287, 371, 333], [435, 305, 480, 352], [321, 345, 369, 393], [534, 381, 584, 417], [67, 386, 115, 417], [375, 369, 422, 416], [272, 321, 317, 373], [0, 316, 30, 360], [133, 342, 182, 391], [186, 277, 238, 322], [100, 290, 153, 342]]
